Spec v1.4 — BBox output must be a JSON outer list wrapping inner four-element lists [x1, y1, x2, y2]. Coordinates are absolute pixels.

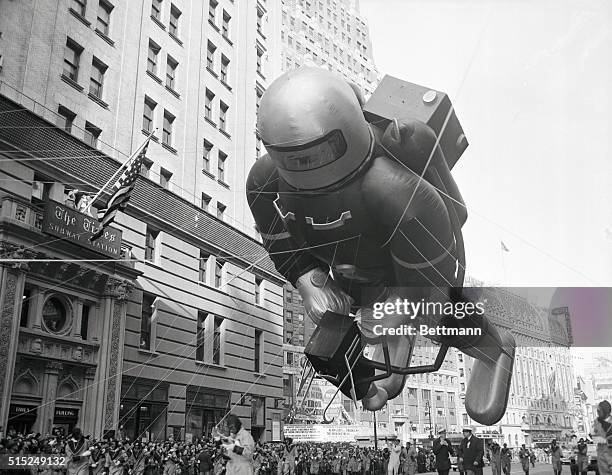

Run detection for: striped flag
[[500, 241, 510, 252], [90, 140, 150, 242]]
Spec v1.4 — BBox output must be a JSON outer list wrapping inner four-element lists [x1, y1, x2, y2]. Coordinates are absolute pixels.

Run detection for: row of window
[[63, 38, 108, 102], [56, 104, 102, 149], [139, 299, 265, 372], [202, 139, 228, 185], [151, 0, 183, 40], [145, 229, 268, 302], [209, 0, 232, 41], [207, 41, 231, 86], [70, 0, 113, 38], [204, 88, 230, 135]]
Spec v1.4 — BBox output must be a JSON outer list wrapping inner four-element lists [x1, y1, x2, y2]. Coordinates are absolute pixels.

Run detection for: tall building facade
[[458, 289, 576, 448], [0, 0, 286, 442], [0, 0, 279, 238]]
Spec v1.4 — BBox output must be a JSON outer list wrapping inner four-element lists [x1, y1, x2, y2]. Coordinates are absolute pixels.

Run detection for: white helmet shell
[[257, 67, 372, 190]]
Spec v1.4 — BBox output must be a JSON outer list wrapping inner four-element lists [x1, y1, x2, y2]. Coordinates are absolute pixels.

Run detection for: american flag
[[90, 140, 150, 242]]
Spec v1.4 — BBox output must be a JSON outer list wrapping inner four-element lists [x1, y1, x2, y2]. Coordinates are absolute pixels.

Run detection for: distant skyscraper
[[277, 0, 379, 96]]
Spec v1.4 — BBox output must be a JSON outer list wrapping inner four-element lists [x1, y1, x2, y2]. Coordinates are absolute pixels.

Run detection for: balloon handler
[[246, 67, 515, 425]]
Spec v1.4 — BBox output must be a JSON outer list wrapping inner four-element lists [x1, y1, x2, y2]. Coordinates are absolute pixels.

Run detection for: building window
[[162, 110, 174, 146], [286, 330, 293, 344], [57, 106, 76, 133], [212, 316, 223, 365], [205, 89, 214, 121], [255, 276, 263, 305], [166, 56, 178, 90], [143, 96, 156, 132], [220, 55, 229, 83], [208, 0, 217, 24], [219, 102, 228, 132], [89, 57, 107, 99], [286, 310, 293, 323], [214, 259, 224, 287], [151, 0, 162, 20], [222, 10, 230, 38], [141, 158, 153, 178], [207, 41, 216, 71], [20, 288, 31, 327], [216, 202, 225, 220], [256, 8, 264, 36], [81, 304, 90, 340], [84, 122, 102, 148], [217, 151, 227, 182], [169, 4, 181, 37], [203, 140, 213, 171], [286, 352, 293, 365], [147, 40, 161, 75], [96, 0, 113, 35], [71, 0, 87, 17], [199, 250, 210, 282], [196, 310, 207, 361], [145, 226, 159, 262], [63, 38, 82, 82], [140, 293, 155, 350], [254, 329, 263, 372], [256, 47, 264, 76], [160, 167, 172, 189], [201, 194, 211, 213]]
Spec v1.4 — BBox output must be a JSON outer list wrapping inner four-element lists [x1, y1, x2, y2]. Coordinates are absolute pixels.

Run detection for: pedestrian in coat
[[518, 445, 530, 475], [489, 443, 501, 475], [575, 439, 587, 475], [402, 443, 417, 475], [550, 440, 563, 475], [592, 400, 612, 475], [65, 428, 90, 475], [458, 427, 484, 475], [500, 444, 511, 475], [432, 430, 454, 475], [221, 414, 255, 475]]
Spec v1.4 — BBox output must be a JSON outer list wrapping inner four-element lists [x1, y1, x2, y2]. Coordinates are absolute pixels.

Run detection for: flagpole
[[500, 243, 508, 284], [85, 129, 156, 213]]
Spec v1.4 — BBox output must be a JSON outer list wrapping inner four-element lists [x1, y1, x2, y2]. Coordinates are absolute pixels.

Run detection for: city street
[[445, 465, 554, 475]]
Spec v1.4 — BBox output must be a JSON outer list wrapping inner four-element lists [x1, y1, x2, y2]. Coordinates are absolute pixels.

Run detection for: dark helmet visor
[[264, 129, 347, 171]]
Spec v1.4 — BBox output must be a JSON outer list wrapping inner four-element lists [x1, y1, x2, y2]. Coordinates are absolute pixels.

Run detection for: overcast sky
[[360, 0, 612, 287]]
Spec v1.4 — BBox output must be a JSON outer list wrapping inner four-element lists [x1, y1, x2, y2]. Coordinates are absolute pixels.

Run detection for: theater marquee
[[42, 200, 122, 258]]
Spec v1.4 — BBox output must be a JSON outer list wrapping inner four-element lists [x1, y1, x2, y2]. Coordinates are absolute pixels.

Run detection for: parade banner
[[283, 423, 370, 442]]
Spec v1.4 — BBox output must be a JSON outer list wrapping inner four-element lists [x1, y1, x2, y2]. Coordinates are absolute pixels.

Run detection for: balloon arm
[[246, 154, 323, 286]]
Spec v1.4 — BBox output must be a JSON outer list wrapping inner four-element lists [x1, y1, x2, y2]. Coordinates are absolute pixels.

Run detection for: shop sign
[[43, 200, 122, 258], [10, 404, 36, 415], [54, 408, 78, 418]]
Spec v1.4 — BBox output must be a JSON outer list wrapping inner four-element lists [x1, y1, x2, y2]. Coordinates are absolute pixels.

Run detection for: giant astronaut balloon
[[247, 67, 516, 425]]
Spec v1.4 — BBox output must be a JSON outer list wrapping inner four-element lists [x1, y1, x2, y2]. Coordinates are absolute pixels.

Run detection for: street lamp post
[[373, 410, 378, 450], [425, 402, 433, 439]]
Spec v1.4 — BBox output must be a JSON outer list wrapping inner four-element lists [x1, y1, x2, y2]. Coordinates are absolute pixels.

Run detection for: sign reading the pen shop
[[43, 200, 122, 258]]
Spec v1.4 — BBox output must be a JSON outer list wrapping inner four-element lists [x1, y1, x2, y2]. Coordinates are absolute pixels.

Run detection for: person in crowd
[[401, 442, 417, 475], [489, 443, 501, 475], [550, 439, 563, 475], [518, 444, 530, 475], [221, 414, 255, 475], [576, 438, 588, 475], [432, 430, 454, 475], [65, 427, 90, 475], [500, 444, 511, 475], [458, 427, 484, 475], [591, 400, 612, 475], [388, 440, 402, 475]]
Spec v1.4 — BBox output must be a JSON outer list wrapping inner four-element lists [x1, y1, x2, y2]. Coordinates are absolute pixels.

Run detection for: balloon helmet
[[257, 67, 373, 190]]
